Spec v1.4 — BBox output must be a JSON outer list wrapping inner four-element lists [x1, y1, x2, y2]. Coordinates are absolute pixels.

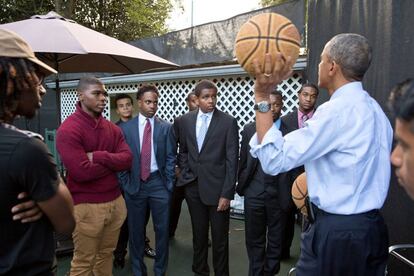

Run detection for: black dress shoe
[[144, 244, 156, 258], [113, 257, 125, 269]]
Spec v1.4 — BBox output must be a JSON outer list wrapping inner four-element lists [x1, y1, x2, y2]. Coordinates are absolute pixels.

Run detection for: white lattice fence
[[60, 73, 303, 136]]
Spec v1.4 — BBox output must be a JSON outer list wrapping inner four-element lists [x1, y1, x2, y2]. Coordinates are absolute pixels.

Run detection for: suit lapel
[[189, 111, 198, 148], [153, 117, 160, 157], [247, 122, 259, 171], [132, 116, 141, 157], [199, 109, 219, 153]]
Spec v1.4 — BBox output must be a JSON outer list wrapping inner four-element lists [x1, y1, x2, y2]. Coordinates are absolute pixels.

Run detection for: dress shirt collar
[[197, 109, 214, 119], [298, 109, 315, 120], [330, 81, 364, 100], [274, 118, 281, 129], [138, 113, 155, 126]]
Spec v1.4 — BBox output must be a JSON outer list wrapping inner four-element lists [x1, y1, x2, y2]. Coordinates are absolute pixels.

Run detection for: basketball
[[291, 172, 308, 215], [234, 13, 301, 77]]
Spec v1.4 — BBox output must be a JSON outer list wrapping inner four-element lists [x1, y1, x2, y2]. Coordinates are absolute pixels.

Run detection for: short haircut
[[389, 78, 414, 132], [114, 93, 133, 106], [77, 76, 103, 92], [270, 89, 283, 99], [137, 84, 159, 99], [194, 80, 217, 97], [186, 91, 196, 101], [300, 83, 319, 94], [325, 33, 372, 81]]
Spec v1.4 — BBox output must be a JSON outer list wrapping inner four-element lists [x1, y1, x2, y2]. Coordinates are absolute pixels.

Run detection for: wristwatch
[[254, 101, 271, 113]]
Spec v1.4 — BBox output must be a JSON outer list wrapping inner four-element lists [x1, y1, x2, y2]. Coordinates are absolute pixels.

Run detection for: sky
[[167, 0, 260, 31]]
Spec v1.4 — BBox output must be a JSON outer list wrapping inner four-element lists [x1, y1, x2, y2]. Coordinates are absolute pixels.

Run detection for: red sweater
[[56, 102, 132, 205]]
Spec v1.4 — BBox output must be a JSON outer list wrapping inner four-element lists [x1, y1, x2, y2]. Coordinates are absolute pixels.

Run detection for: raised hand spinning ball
[[235, 13, 301, 77]]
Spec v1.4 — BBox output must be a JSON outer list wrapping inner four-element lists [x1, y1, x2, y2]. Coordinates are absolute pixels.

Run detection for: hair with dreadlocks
[[0, 57, 38, 123]]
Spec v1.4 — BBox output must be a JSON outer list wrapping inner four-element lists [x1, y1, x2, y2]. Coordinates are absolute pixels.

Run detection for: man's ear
[[328, 60, 338, 77], [77, 91, 83, 101]]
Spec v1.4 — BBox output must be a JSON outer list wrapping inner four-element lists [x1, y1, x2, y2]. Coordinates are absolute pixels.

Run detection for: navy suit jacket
[[118, 115, 176, 196]]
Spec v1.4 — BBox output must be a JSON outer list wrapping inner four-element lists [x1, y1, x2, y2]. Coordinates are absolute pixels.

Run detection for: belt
[[310, 202, 379, 221], [141, 171, 160, 182]]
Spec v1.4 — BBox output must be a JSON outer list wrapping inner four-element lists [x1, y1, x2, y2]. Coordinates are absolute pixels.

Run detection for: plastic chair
[[386, 244, 414, 274]]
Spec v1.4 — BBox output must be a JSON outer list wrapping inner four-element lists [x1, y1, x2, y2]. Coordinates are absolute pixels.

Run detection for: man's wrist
[[254, 94, 270, 102]]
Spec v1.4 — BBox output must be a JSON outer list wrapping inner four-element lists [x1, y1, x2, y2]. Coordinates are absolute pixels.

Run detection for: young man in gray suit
[[118, 84, 176, 276], [175, 80, 239, 276]]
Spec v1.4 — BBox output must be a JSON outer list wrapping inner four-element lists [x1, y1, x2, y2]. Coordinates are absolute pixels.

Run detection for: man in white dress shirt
[[249, 33, 393, 275]]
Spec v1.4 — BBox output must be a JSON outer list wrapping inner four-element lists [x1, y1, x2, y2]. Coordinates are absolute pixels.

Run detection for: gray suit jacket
[[118, 115, 176, 195]]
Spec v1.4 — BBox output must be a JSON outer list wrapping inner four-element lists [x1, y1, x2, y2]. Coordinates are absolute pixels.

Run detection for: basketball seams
[[234, 12, 301, 76], [275, 22, 297, 52], [239, 20, 262, 69], [265, 13, 272, 54]]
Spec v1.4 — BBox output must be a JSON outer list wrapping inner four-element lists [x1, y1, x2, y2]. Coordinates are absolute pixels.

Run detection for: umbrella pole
[[55, 54, 61, 125]]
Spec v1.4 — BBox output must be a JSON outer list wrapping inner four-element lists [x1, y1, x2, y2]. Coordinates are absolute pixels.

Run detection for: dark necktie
[[140, 118, 151, 181]]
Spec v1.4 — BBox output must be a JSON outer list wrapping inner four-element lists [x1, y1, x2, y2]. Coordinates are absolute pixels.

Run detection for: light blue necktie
[[197, 114, 208, 152]]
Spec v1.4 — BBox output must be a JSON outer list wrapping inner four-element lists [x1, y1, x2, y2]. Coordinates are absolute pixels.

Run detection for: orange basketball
[[291, 172, 308, 215], [234, 13, 301, 77]]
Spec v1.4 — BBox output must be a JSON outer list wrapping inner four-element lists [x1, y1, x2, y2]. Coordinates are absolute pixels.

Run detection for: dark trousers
[[244, 194, 285, 276], [169, 184, 186, 237], [113, 195, 151, 260], [125, 174, 171, 276], [296, 205, 389, 276], [282, 207, 296, 257], [185, 181, 230, 276]]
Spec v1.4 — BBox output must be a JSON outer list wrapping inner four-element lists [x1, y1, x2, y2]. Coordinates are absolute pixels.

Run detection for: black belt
[[308, 201, 379, 224], [141, 171, 160, 182]]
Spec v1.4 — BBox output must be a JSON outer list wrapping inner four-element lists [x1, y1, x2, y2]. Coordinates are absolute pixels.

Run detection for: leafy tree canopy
[[260, 0, 291, 7], [0, 0, 176, 41]]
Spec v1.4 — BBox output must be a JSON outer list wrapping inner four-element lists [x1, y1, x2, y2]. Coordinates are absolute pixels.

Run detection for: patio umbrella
[[0, 11, 178, 121]]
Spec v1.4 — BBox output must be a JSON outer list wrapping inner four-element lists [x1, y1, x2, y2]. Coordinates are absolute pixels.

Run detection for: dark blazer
[[237, 121, 299, 211], [118, 115, 176, 195], [176, 109, 239, 205], [281, 109, 305, 176], [281, 109, 299, 130]]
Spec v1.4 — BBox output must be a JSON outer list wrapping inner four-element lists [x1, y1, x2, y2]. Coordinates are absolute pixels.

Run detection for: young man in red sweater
[[56, 76, 133, 275]]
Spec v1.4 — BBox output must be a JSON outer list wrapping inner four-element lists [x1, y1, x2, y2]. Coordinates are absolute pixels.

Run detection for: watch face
[[256, 101, 270, 113]]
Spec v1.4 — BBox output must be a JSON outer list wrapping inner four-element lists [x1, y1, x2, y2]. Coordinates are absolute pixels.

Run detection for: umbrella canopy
[[0, 11, 177, 73]]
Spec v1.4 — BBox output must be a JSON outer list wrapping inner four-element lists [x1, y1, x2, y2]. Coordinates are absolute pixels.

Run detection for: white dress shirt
[[138, 113, 158, 172], [196, 109, 214, 137], [249, 82, 393, 214]]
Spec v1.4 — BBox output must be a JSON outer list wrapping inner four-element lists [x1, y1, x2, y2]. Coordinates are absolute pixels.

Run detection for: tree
[[260, 0, 290, 7], [0, 0, 177, 41]]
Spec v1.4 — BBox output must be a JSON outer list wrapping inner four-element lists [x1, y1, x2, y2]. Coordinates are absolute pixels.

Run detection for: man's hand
[[217, 197, 230, 212], [86, 152, 93, 162], [11, 192, 43, 223], [253, 53, 294, 101]]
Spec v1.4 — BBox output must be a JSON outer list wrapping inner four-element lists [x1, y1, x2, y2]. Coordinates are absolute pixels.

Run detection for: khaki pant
[[70, 195, 127, 276]]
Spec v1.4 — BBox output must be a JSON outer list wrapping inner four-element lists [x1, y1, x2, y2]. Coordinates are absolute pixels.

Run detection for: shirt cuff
[[249, 124, 282, 158]]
